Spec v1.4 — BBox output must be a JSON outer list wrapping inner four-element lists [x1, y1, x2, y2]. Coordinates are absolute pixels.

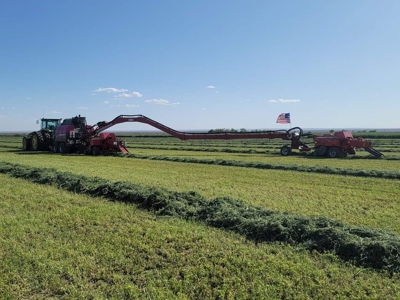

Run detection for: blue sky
[[1, 0, 399, 132]]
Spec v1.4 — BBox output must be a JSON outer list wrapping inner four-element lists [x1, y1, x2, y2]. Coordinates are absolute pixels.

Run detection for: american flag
[[276, 113, 291, 124]]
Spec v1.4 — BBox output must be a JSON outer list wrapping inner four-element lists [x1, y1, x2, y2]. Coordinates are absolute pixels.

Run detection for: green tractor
[[22, 118, 62, 151]]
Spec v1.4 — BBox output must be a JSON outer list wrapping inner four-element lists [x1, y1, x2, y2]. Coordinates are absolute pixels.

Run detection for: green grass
[[125, 147, 400, 171], [1, 161, 400, 272], [1, 174, 399, 299], [1, 133, 400, 298], [0, 151, 399, 235]]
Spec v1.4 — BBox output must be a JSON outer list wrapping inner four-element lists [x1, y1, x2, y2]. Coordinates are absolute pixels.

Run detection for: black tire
[[31, 131, 45, 151], [280, 145, 292, 156], [315, 145, 327, 156], [22, 136, 31, 150], [53, 141, 60, 153], [44, 132, 52, 150], [327, 147, 341, 158], [59, 142, 67, 154], [92, 146, 101, 156]]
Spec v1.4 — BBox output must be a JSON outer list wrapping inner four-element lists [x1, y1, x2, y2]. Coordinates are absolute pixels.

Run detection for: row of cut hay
[[128, 145, 278, 154], [0, 145, 22, 149], [2, 144, 398, 161], [0, 161, 399, 273], [111, 153, 400, 179], [127, 142, 287, 149], [0, 140, 22, 144], [127, 144, 400, 155], [349, 133, 400, 139]]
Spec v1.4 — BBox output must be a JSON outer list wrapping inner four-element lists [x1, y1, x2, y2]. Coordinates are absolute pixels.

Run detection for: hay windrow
[[110, 153, 400, 180], [0, 161, 399, 273]]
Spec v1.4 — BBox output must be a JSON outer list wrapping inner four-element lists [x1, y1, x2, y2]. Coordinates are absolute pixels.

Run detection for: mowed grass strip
[[0, 151, 399, 234], [126, 147, 400, 170], [118, 152, 400, 179], [2, 175, 400, 299], [1, 162, 400, 273], [0, 144, 21, 149]]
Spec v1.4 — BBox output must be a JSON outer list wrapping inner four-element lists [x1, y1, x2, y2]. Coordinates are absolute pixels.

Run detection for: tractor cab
[[40, 118, 62, 131]]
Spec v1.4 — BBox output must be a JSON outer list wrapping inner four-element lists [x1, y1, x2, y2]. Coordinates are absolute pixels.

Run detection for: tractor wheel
[[22, 136, 31, 150], [327, 147, 341, 158], [92, 146, 101, 156], [53, 141, 60, 153], [44, 132, 52, 151], [59, 142, 67, 154], [31, 131, 45, 151], [280, 145, 292, 156]]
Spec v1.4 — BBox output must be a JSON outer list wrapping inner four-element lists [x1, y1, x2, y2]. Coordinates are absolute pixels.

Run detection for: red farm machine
[[312, 131, 382, 158], [22, 114, 383, 158], [23, 115, 128, 155]]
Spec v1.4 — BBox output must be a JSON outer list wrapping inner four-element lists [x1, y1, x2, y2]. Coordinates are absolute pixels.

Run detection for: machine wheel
[[314, 145, 327, 157], [22, 136, 31, 150], [92, 146, 101, 156], [327, 147, 341, 158], [59, 142, 67, 154], [280, 145, 292, 156], [31, 131, 45, 151], [53, 141, 60, 153], [44, 132, 52, 150]]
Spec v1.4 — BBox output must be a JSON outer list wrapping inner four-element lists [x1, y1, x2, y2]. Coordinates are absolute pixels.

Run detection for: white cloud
[[94, 87, 128, 93], [206, 85, 216, 89], [125, 104, 139, 107], [269, 99, 301, 103], [145, 99, 180, 105], [110, 105, 121, 107], [77, 106, 89, 109], [104, 101, 109, 104], [27, 97, 31, 100], [51, 111, 62, 114], [114, 92, 142, 98]]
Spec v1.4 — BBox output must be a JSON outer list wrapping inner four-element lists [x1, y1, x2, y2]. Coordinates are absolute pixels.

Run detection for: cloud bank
[[94, 87, 128, 93], [145, 99, 180, 105], [269, 99, 301, 103], [114, 92, 143, 98]]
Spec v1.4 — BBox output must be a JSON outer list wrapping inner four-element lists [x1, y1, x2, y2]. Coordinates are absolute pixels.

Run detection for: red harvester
[[22, 114, 383, 158]]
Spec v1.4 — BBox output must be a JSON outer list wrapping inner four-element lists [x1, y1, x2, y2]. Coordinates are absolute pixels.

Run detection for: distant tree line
[[208, 128, 249, 133]]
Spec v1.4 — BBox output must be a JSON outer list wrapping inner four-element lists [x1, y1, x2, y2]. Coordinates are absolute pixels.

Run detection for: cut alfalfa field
[[0, 150, 399, 234], [1, 174, 400, 299], [124, 146, 400, 171], [1, 161, 400, 273]]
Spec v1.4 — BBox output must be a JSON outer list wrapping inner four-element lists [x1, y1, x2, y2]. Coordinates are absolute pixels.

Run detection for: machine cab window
[[41, 119, 61, 130]]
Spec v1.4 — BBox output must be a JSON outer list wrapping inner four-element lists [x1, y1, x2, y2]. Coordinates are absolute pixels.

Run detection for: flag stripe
[[276, 113, 290, 124]]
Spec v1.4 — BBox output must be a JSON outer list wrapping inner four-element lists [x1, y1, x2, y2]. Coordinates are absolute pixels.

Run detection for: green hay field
[[0, 134, 399, 299]]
